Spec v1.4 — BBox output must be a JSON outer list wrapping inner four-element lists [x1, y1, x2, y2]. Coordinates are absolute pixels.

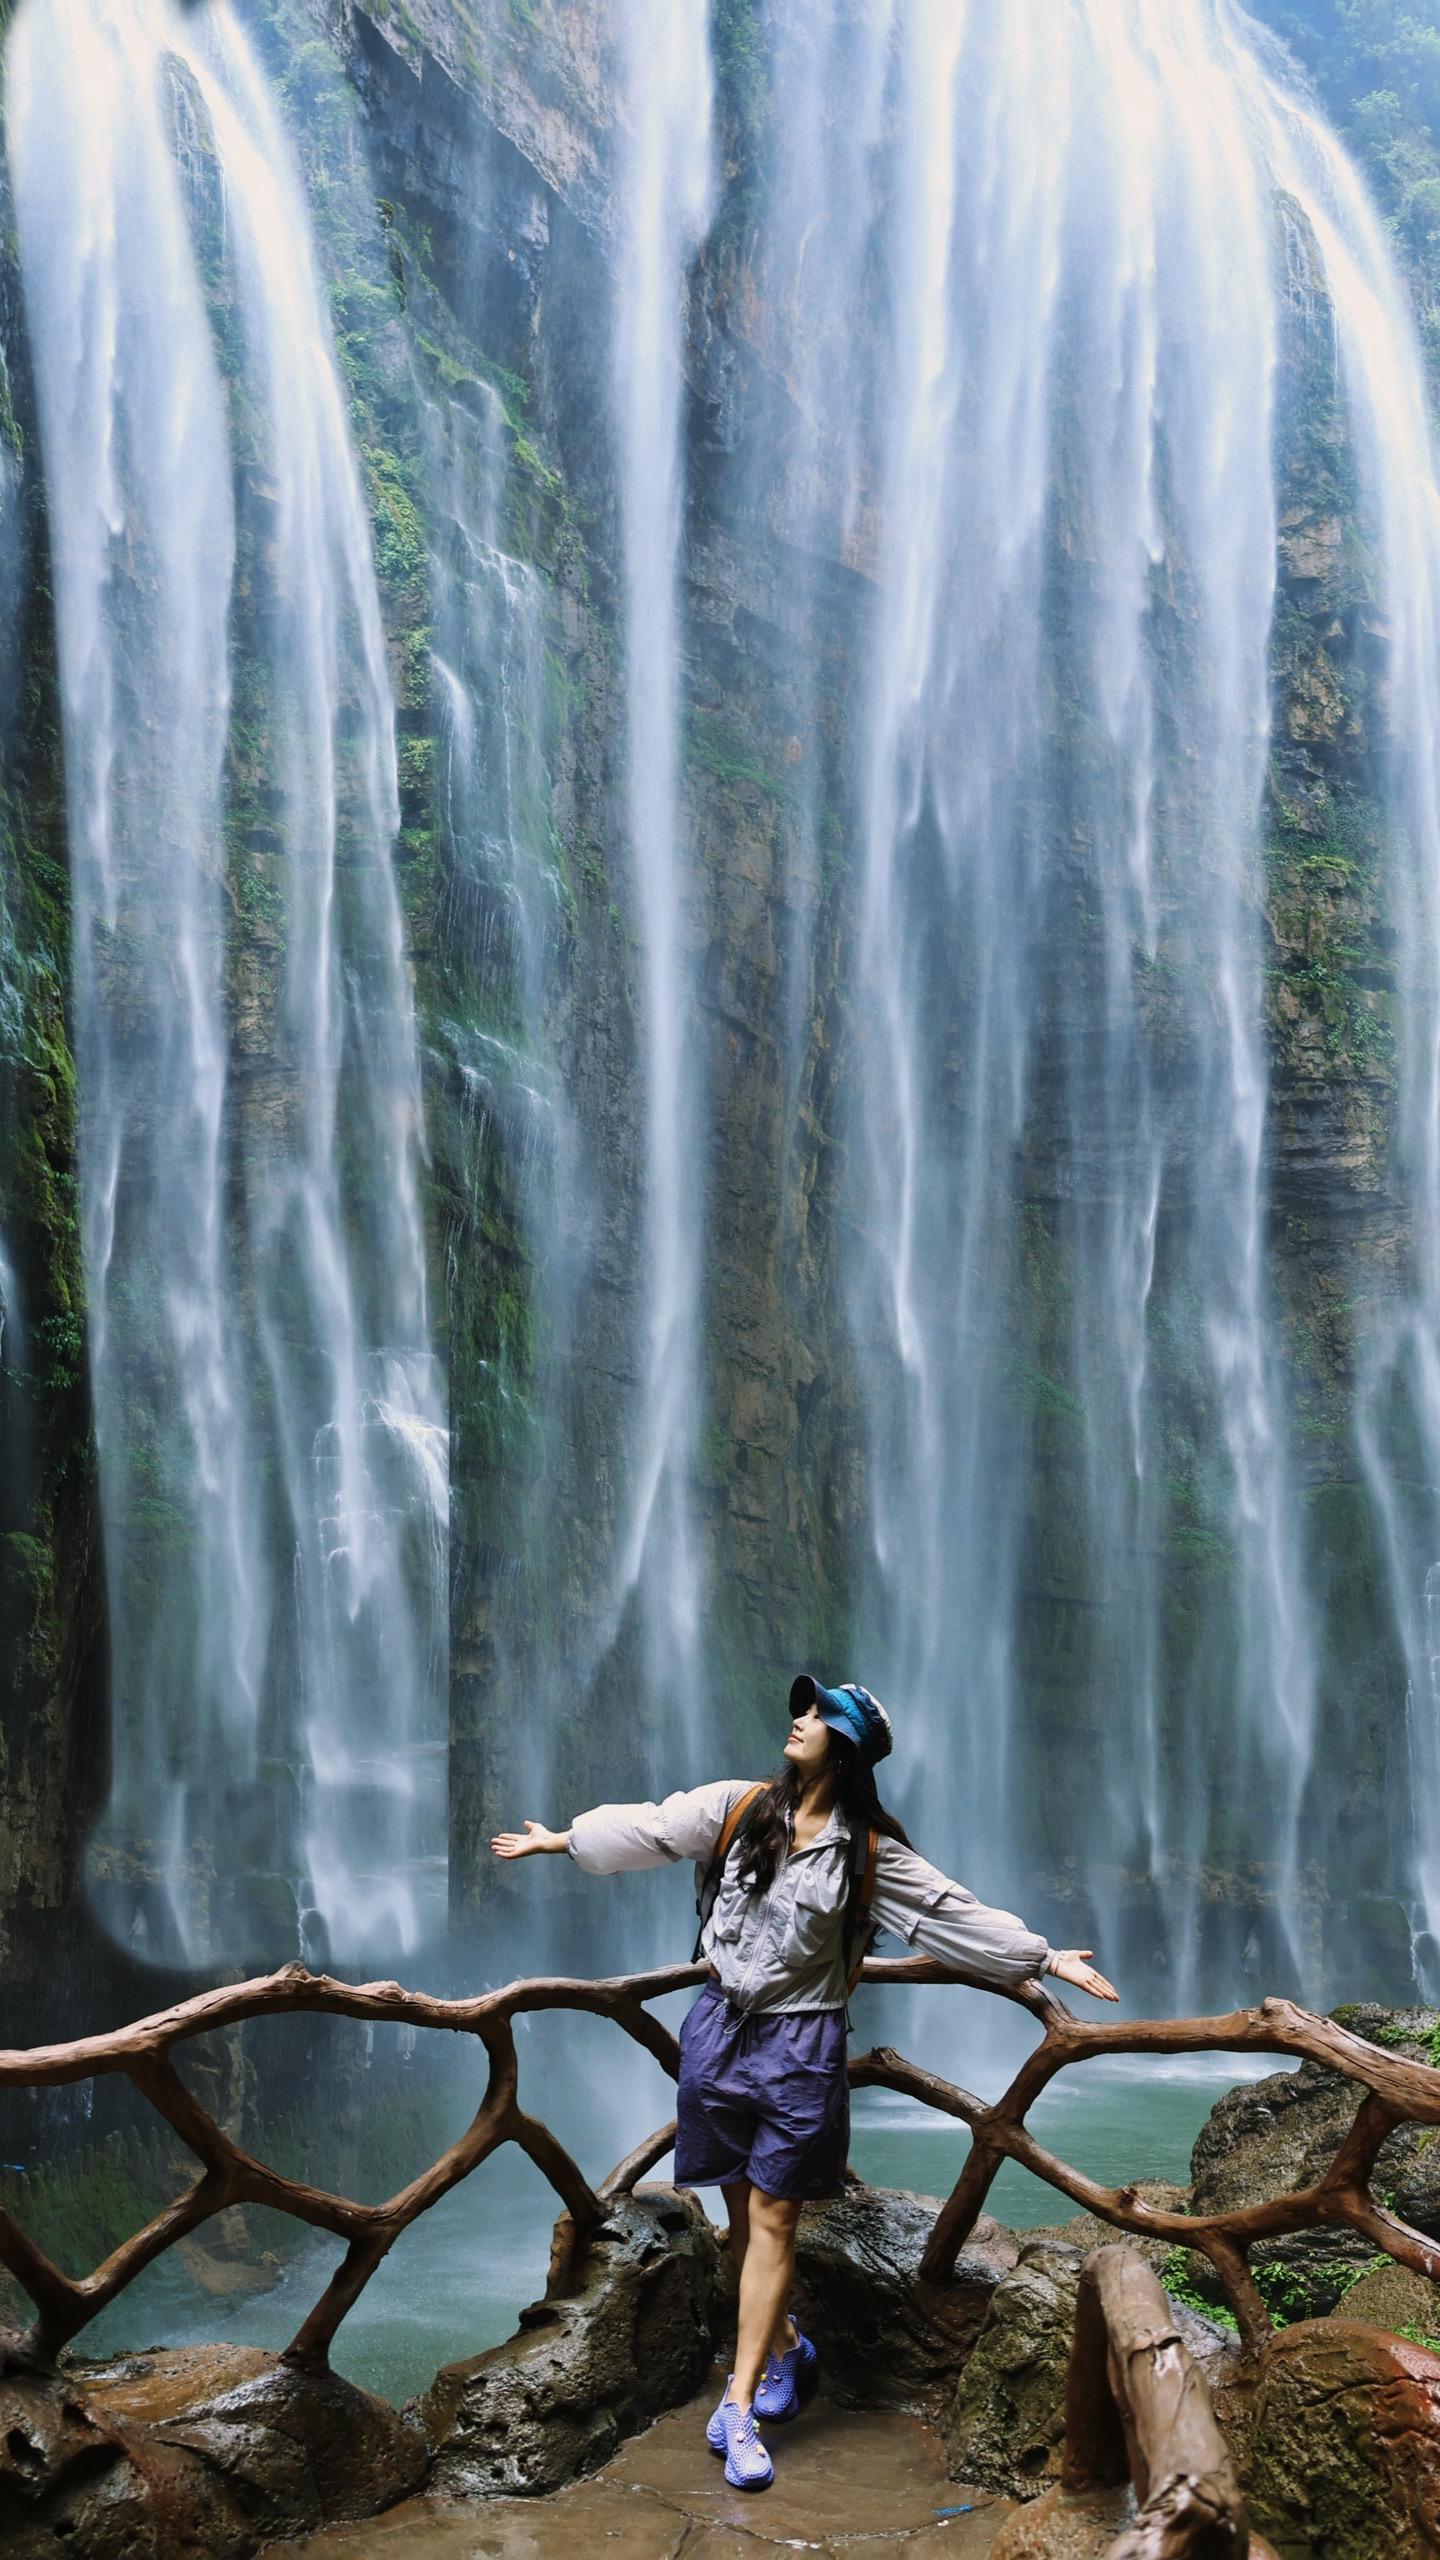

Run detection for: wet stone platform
[[264, 2372, 1018, 2557]]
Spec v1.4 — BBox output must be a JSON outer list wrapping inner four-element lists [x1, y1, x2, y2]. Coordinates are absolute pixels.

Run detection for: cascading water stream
[[6, 0, 445, 1968], [712, 0, 1440, 2013], [732, 0, 1316, 2008], [1236, 39, 1440, 1993], [609, 0, 714, 1748]]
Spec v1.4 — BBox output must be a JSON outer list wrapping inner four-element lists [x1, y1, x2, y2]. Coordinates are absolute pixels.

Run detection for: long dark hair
[[736, 1729, 912, 1897]]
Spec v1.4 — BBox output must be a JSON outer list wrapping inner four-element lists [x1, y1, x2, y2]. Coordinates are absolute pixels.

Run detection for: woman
[[493, 1672, 1117, 2492]]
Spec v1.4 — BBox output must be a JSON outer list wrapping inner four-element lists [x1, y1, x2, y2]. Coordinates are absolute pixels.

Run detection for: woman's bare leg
[[730, 2187, 804, 2412], [720, 2180, 797, 2375]]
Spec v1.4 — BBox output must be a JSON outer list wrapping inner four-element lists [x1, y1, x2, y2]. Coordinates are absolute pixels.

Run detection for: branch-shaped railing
[[992, 2245, 1264, 2559], [3, 1956, 1440, 2372]]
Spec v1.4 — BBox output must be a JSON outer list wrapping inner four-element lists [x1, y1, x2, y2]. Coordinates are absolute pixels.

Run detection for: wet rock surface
[[13, 2172, 1440, 2554], [793, 2187, 1018, 2423], [417, 2186, 728, 2498], [945, 2237, 1238, 2502], [1242, 2319, 1440, 2559], [263, 2378, 1017, 2557], [0, 2342, 427, 2560], [944, 2242, 1086, 2501]]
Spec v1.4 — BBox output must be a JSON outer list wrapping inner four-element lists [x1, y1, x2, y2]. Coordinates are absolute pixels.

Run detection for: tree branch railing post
[[4, 1959, 1440, 2377], [989, 2243, 1262, 2559]]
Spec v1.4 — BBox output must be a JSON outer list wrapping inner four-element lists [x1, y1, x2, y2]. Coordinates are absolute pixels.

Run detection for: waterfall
[[727, 0, 1312, 2001], [13, 0, 1440, 2013], [704, 0, 1440, 2008], [609, 0, 715, 1744], [6, 0, 446, 1968], [1233, 35, 1440, 1993]]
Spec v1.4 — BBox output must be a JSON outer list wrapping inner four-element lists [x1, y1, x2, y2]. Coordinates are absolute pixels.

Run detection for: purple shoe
[[754, 2322, 817, 2421], [705, 2381, 774, 2489]]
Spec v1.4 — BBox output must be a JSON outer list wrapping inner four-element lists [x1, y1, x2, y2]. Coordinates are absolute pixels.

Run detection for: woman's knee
[[746, 2185, 804, 2238]]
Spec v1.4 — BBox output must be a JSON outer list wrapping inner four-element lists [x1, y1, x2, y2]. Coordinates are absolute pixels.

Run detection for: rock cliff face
[[2, 0, 1439, 2037], [0, 147, 109, 2040]]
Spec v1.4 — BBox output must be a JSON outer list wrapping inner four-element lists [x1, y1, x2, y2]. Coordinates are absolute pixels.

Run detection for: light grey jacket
[[567, 1778, 1054, 2015]]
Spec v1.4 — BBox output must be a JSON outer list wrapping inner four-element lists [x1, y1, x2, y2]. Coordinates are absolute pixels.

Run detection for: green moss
[[1257, 2254, 1385, 2323], [363, 439, 429, 604], [1372, 2018, 1440, 2066], [1161, 2246, 1241, 2331], [711, 0, 768, 251], [1162, 2242, 1389, 2331], [0, 2130, 180, 2290], [686, 714, 791, 804]]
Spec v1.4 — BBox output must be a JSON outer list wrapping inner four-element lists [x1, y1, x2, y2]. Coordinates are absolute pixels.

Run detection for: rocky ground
[[259, 2383, 1017, 2560]]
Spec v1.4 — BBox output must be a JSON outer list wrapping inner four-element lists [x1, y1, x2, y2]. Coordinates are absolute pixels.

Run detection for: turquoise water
[[70, 2054, 1278, 2405], [848, 2054, 1267, 2227], [77, 2143, 559, 2409]]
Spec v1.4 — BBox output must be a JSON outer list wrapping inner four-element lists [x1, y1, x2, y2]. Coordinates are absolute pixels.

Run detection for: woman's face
[[783, 1700, 832, 1780]]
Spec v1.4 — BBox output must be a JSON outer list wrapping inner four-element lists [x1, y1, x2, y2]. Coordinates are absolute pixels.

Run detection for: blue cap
[[789, 1673, 894, 1770]]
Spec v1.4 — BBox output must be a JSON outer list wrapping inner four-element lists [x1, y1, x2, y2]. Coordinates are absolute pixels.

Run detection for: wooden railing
[[3, 1955, 1440, 2371], [991, 2245, 1270, 2559]]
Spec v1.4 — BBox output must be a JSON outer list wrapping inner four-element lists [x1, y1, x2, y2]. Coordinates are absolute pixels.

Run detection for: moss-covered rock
[[1336, 2258, 1440, 2346], [1243, 2319, 1440, 2560], [944, 2241, 1086, 2501]]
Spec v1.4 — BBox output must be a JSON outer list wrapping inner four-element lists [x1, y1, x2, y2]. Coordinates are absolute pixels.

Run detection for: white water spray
[[609, 0, 715, 1742], [7, 0, 446, 1965]]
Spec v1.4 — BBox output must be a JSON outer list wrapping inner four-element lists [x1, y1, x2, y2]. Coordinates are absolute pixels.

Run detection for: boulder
[[417, 2184, 727, 2497], [1243, 2319, 1440, 2558], [946, 2239, 1237, 2501], [1188, 2008, 1440, 2320], [946, 2242, 1088, 2500], [0, 2342, 426, 2560], [989, 2481, 1137, 2558], [792, 2184, 1017, 2422], [135, 2352, 428, 2534], [1336, 2261, 1440, 2343]]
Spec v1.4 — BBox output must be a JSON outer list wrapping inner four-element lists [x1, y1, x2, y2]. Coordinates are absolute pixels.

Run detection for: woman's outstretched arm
[[492, 1777, 755, 1875], [869, 1837, 1118, 2000]]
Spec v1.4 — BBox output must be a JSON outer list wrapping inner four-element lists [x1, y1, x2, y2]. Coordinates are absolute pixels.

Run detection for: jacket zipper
[[733, 1819, 847, 2012]]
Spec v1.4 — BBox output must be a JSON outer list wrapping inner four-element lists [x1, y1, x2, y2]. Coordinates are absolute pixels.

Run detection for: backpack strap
[[692, 1783, 766, 1961], [844, 1824, 880, 1996]]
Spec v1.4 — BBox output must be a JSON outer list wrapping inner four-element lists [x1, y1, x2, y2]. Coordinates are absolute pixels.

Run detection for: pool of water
[[73, 2049, 1283, 2405], [78, 2143, 560, 2409], [848, 2051, 1276, 2226]]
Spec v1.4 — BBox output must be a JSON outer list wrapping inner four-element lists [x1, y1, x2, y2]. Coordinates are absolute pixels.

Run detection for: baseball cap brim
[[788, 1672, 893, 1767]]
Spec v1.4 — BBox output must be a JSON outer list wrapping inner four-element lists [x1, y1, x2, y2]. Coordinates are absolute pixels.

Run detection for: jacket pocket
[[782, 1864, 846, 1966]]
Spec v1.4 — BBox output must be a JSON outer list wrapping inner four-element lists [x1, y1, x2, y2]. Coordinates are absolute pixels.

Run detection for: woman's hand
[[491, 1821, 570, 1860], [1046, 1949, 1118, 2002]]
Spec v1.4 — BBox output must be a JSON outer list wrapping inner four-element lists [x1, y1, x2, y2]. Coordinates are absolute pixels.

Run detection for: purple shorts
[[672, 1981, 849, 2200]]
